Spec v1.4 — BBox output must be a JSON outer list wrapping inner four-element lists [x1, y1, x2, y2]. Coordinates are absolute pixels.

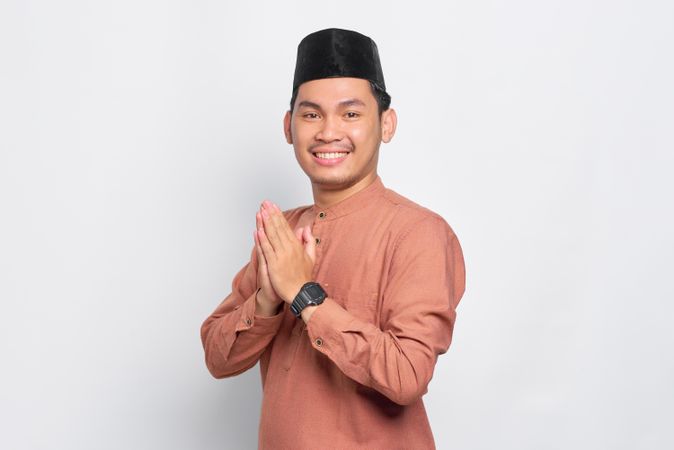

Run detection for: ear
[[380, 108, 397, 143], [283, 110, 293, 144]]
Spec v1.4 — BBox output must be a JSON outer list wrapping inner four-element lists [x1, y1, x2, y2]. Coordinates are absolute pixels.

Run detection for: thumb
[[303, 226, 316, 262], [294, 226, 304, 242]]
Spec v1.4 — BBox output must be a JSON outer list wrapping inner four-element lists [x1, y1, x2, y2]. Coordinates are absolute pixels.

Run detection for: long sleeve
[[200, 245, 286, 378], [305, 215, 466, 405]]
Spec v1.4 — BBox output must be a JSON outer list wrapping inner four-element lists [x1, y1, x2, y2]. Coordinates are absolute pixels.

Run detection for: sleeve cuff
[[235, 288, 286, 335], [305, 297, 355, 352]]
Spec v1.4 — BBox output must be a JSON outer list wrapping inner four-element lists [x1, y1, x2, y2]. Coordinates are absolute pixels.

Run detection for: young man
[[201, 28, 466, 449]]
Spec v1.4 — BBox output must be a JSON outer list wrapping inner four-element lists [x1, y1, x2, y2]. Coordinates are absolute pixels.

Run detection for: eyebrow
[[297, 98, 367, 110]]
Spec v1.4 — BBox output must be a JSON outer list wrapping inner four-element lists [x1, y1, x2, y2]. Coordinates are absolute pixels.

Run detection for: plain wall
[[1, 0, 672, 449]]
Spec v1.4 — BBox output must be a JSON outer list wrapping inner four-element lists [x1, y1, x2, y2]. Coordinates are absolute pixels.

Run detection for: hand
[[253, 206, 283, 314], [257, 200, 317, 304]]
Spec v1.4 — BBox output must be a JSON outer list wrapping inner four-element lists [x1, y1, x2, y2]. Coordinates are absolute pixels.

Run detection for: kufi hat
[[292, 28, 390, 101]]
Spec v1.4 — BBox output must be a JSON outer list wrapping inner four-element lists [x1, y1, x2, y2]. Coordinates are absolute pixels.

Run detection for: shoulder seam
[[392, 214, 444, 253]]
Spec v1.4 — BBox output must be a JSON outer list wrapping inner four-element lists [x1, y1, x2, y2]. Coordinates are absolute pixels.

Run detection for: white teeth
[[315, 152, 348, 159]]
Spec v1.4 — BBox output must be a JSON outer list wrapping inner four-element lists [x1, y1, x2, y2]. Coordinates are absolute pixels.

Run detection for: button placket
[[312, 219, 324, 259]]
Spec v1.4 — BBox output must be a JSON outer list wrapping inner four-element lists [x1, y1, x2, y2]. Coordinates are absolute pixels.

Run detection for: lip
[[311, 150, 350, 167]]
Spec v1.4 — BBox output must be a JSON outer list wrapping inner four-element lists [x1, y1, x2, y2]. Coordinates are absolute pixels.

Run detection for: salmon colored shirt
[[200, 175, 466, 449]]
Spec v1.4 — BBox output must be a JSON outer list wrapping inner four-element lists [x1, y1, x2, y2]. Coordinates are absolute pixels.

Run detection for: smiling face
[[283, 77, 396, 191]]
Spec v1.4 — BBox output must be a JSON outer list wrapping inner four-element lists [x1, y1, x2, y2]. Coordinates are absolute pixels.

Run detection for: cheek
[[348, 121, 378, 145], [292, 123, 316, 144]]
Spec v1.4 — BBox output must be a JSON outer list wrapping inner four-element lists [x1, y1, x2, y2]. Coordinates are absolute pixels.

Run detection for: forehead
[[296, 77, 374, 106]]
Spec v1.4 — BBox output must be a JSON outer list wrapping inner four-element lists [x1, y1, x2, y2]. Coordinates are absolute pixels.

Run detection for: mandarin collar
[[308, 175, 386, 222]]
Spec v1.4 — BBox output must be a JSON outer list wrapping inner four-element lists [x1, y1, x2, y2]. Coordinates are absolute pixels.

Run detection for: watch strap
[[290, 282, 326, 317]]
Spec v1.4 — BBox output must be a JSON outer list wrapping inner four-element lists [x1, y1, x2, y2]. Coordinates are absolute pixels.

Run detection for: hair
[[289, 79, 392, 117]]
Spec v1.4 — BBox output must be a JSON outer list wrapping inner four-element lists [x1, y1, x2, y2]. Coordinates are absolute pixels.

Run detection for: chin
[[305, 170, 356, 187], [309, 173, 351, 185]]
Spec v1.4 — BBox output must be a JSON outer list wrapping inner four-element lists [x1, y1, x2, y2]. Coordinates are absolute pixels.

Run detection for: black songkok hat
[[292, 28, 390, 100]]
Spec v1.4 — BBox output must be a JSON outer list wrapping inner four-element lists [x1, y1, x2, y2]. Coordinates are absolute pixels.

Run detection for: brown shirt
[[200, 175, 466, 449]]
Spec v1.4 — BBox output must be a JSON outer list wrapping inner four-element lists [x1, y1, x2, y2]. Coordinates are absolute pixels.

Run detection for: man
[[201, 28, 466, 449]]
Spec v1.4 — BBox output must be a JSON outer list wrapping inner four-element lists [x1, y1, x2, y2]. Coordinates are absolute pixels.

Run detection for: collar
[[307, 175, 386, 222]]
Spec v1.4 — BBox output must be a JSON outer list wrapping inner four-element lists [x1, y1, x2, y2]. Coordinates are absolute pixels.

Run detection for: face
[[283, 77, 396, 190]]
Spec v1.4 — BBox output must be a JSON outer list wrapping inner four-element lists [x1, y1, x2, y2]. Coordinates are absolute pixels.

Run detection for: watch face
[[292, 283, 326, 317], [306, 284, 324, 298]]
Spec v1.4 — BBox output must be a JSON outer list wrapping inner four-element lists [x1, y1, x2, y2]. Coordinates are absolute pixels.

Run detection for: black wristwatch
[[290, 282, 327, 318]]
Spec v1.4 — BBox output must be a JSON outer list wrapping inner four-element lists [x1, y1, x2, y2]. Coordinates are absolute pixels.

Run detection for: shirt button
[[315, 237, 321, 245], [318, 211, 326, 219], [245, 318, 252, 326], [315, 338, 323, 347]]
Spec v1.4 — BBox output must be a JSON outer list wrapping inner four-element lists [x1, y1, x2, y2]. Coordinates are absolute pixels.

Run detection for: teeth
[[315, 152, 348, 159]]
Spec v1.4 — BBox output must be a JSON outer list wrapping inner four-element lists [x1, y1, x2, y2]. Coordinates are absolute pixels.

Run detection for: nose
[[315, 114, 343, 142]]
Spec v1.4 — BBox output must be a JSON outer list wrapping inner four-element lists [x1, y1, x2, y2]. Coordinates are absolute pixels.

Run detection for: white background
[[1, 1, 673, 449]]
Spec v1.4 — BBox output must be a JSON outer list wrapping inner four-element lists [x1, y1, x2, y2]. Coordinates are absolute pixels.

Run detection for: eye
[[303, 112, 320, 119], [345, 112, 360, 118]]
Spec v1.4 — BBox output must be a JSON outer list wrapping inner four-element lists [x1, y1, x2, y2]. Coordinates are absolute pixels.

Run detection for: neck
[[311, 172, 378, 209]]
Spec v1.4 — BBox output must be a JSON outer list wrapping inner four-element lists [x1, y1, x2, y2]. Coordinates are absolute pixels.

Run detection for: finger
[[259, 203, 273, 233], [261, 205, 285, 252], [257, 227, 276, 263], [255, 211, 266, 262], [253, 223, 267, 269], [294, 226, 304, 242], [303, 226, 317, 262], [270, 202, 299, 243], [256, 211, 265, 247]]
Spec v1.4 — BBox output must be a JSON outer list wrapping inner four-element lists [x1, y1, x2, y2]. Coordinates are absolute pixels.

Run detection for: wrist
[[284, 280, 313, 304], [255, 289, 283, 317], [290, 281, 327, 319], [300, 304, 319, 323]]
